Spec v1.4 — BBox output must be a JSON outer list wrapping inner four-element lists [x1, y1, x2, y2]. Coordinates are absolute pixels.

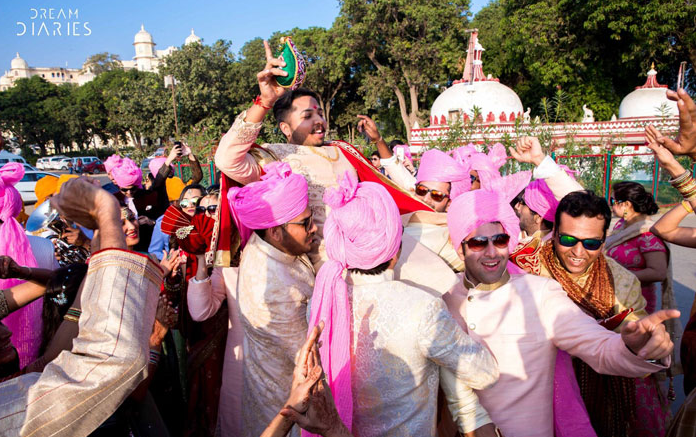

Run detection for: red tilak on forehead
[[312, 105, 318, 109]]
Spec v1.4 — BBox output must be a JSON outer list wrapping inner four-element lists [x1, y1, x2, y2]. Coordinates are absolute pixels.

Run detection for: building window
[[51, 73, 55, 77], [70, 75, 73, 79], [42, 74, 45, 77], [14, 71, 18, 76]]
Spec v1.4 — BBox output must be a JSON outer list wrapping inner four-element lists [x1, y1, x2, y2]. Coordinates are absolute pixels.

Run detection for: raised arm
[[215, 40, 288, 184]]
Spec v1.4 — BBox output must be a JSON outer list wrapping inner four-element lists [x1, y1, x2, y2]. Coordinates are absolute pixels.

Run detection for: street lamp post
[[164, 75, 180, 138]]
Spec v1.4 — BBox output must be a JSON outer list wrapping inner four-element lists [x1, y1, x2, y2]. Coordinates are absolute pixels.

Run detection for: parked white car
[[16, 170, 58, 203], [46, 156, 68, 170], [36, 157, 51, 169]]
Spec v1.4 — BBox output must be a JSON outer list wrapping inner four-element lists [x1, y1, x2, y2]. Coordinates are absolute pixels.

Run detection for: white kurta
[[346, 270, 499, 437]]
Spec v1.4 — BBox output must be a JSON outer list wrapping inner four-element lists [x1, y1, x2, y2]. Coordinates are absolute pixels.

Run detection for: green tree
[[337, 0, 471, 140], [82, 52, 123, 75]]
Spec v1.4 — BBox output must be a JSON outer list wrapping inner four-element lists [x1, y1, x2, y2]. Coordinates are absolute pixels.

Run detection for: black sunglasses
[[120, 186, 137, 194], [415, 183, 449, 202], [285, 214, 314, 232], [557, 233, 604, 251], [463, 233, 510, 252], [609, 197, 626, 206], [196, 205, 218, 214]]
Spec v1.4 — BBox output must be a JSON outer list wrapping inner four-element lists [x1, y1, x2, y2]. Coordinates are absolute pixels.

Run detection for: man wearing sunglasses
[[188, 162, 317, 437], [444, 187, 678, 437]]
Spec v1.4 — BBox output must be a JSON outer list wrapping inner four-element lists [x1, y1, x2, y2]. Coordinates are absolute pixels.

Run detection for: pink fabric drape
[[306, 171, 402, 436], [553, 350, 597, 437], [111, 157, 142, 188], [0, 163, 41, 367]]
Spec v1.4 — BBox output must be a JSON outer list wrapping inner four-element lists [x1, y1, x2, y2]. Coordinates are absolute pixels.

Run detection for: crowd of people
[[0, 41, 695, 437]]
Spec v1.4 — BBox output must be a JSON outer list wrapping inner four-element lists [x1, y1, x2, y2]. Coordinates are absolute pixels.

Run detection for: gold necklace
[[306, 145, 339, 162]]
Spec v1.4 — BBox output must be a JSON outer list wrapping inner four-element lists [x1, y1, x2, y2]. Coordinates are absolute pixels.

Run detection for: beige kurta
[[0, 249, 163, 437], [236, 233, 315, 437]]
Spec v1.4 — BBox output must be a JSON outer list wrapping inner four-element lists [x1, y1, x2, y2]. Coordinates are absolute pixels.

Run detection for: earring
[[622, 209, 628, 219]]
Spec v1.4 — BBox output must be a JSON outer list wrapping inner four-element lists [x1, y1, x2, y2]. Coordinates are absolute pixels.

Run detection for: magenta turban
[[307, 171, 402, 435], [0, 162, 40, 367], [148, 157, 174, 177], [227, 161, 309, 248], [416, 149, 472, 199], [111, 158, 143, 189], [104, 154, 122, 174], [447, 170, 531, 253], [524, 179, 558, 222]]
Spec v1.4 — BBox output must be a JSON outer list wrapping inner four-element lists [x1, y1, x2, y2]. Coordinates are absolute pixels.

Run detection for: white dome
[[430, 81, 524, 124], [11, 53, 28, 70], [619, 67, 677, 119], [185, 28, 201, 45], [134, 25, 154, 44]]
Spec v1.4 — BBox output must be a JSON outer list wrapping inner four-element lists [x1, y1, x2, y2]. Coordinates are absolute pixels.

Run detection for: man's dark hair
[[555, 190, 611, 236], [370, 151, 380, 158], [272, 88, 321, 124], [348, 260, 391, 276], [388, 139, 406, 152]]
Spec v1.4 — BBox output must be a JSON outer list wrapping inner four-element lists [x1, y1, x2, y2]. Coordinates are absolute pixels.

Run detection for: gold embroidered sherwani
[[237, 233, 315, 437], [347, 270, 499, 437], [0, 249, 163, 437]]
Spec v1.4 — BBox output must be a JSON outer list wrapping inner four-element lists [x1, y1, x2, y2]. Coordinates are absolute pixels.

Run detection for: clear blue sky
[[0, 0, 491, 70]]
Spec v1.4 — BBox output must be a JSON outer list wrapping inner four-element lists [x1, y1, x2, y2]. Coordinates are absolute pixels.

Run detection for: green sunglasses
[[557, 233, 604, 251]]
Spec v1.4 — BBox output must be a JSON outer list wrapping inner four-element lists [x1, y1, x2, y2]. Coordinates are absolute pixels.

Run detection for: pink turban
[[104, 154, 122, 174], [452, 143, 507, 190], [447, 170, 531, 253], [524, 179, 558, 222], [416, 149, 472, 199], [307, 171, 402, 435], [111, 157, 143, 189], [148, 157, 174, 177], [227, 161, 309, 248], [0, 163, 41, 367]]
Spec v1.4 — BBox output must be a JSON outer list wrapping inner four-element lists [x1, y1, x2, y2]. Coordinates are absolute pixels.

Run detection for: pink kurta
[[444, 272, 667, 437]]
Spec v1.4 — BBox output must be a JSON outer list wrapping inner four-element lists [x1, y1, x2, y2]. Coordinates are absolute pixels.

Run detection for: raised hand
[[357, 115, 382, 143], [645, 125, 686, 178], [661, 89, 696, 159], [285, 322, 324, 412], [621, 309, 680, 360], [159, 249, 182, 277], [257, 40, 289, 108], [510, 136, 545, 166], [50, 177, 120, 230]]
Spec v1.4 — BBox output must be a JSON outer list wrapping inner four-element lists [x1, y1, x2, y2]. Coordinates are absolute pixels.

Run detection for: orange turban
[[34, 175, 59, 206]]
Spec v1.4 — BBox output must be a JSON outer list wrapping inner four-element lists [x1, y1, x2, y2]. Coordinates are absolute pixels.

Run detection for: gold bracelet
[[682, 200, 694, 214], [63, 314, 79, 323], [669, 171, 691, 185]]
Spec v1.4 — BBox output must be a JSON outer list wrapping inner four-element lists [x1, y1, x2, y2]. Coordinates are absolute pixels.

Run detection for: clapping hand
[[159, 249, 182, 277], [621, 309, 680, 360], [645, 125, 686, 178]]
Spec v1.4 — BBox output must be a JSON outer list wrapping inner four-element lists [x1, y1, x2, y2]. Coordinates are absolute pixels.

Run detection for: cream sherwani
[[0, 249, 163, 437], [236, 233, 315, 437], [444, 272, 666, 437], [346, 270, 499, 437]]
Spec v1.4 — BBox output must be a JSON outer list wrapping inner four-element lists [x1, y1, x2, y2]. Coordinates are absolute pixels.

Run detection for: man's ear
[[454, 240, 465, 261], [279, 121, 292, 139], [533, 212, 543, 225], [266, 225, 284, 243]]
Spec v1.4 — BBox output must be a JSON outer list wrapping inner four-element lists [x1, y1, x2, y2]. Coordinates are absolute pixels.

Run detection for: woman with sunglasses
[[604, 182, 673, 436]]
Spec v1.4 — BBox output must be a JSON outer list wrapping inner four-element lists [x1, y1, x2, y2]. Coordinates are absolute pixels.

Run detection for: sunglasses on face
[[609, 197, 625, 206], [196, 204, 218, 214], [120, 186, 137, 194], [463, 233, 510, 252], [557, 233, 604, 251], [415, 183, 449, 203], [470, 174, 479, 183], [285, 214, 314, 232], [180, 197, 202, 209]]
